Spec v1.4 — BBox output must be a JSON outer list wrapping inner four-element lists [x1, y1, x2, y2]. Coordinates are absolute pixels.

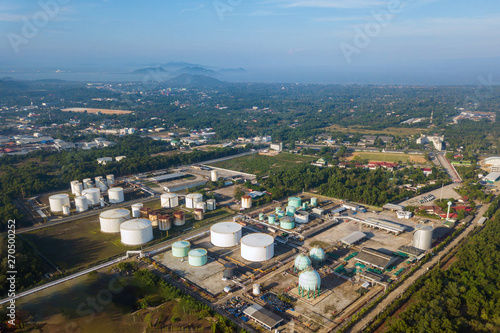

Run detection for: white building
[[270, 142, 283, 151]]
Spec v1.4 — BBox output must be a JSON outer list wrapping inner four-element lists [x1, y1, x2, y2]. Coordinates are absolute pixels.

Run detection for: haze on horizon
[[0, 0, 499, 85]]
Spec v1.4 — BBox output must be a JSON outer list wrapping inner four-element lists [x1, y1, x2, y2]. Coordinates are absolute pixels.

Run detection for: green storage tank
[[172, 240, 190, 257], [188, 248, 207, 266], [259, 213, 265, 221], [288, 197, 302, 208], [310, 197, 318, 207], [268, 215, 276, 224], [302, 202, 308, 210], [280, 216, 295, 230], [286, 206, 296, 216], [275, 207, 281, 214], [277, 210, 286, 218]]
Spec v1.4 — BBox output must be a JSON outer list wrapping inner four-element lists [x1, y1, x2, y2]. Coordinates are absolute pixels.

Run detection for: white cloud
[[282, 0, 386, 9], [0, 13, 24, 22]]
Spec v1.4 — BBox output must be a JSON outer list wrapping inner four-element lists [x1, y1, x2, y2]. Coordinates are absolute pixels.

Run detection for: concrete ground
[[399, 183, 462, 207]]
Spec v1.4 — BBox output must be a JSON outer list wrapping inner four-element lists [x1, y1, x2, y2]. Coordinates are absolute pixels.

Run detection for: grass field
[[346, 152, 427, 164], [324, 124, 426, 136], [209, 152, 316, 175]]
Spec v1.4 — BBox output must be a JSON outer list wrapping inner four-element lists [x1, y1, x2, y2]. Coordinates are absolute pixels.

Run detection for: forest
[[384, 199, 500, 332]]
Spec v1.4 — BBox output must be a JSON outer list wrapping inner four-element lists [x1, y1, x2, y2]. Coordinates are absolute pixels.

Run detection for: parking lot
[[399, 183, 462, 207]]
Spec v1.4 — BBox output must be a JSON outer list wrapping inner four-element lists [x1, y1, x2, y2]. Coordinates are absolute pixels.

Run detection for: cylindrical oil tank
[[211, 222, 242, 247], [100, 209, 131, 233], [211, 170, 218, 182], [277, 210, 286, 218], [161, 193, 179, 208], [82, 188, 100, 206], [148, 211, 161, 228], [106, 174, 115, 186], [310, 197, 318, 207], [302, 202, 308, 210], [194, 208, 204, 220], [159, 215, 172, 231], [83, 179, 93, 189], [49, 194, 70, 213], [275, 207, 281, 214], [62, 205, 70, 215], [75, 196, 88, 212], [173, 211, 186, 226], [74, 182, 83, 197], [207, 199, 216, 211], [286, 206, 296, 216], [253, 283, 261, 296], [120, 219, 153, 246], [108, 187, 124, 203], [240, 233, 274, 262], [188, 249, 208, 266], [70, 181, 79, 194], [268, 215, 276, 225], [185, 193, 203, 209], [241, 195, 252, 209], [196, 202, 207, 213], [172, 241, 190, 257], [280, 216, 295, 230], [131, 203, 143, 218], [223, 262, 237, 279], [294, 211, 310, 223], [100, 198, 105, 208], [413, 225, 433, 251], [288, 197, 302, 208], [259, 213, 265, 221]]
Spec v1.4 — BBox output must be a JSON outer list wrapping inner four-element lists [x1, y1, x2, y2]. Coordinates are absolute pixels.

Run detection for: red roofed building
[[367, 162, 398, 171], [422, 168, 433, 176]]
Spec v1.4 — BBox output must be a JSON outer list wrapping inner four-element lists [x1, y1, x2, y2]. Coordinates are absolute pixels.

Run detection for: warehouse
[[243, 304, 284, 330], [340, 231, 367, 246], [354, 248, 396, 270], [483, 172, 500, 183], [151, 172, 186, 182]]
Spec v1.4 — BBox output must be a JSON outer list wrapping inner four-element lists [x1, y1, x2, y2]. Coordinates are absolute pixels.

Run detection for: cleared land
[[61, 107, 133, 114], [346, 152, 427, 164], [324, 124, 425, 136], [208, 152, 316, 175]]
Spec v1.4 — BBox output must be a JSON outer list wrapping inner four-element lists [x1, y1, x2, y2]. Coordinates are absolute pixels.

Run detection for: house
[[422, 168, 432, 176]]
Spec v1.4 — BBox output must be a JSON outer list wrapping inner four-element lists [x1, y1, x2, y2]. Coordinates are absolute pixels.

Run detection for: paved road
[[345, 203, 490, 333], [436, 153, 462, 183]]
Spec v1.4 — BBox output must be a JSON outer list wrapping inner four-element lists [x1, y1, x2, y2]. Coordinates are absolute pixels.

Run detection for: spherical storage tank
[[188, 249, 207, 266], [120, 219, 153, 246], [211, 222, 242, 247], [100, 209, 131, 233], [131, 203, 143, 218], [298, 267, 321, 298], [294, 253, 312, 272], [82, 188, 100, 206], [280, 216, 295, 230], [161, 193, 179, 208], [49, 194, 70, 213], [288, 197, 302, 208], [413, 225, 433, 251], [240, 233, 274, 262], [309, 246, 326, 264], [185, 193, 203, 209], [75, 196, 88, 212], [172, 241, 190, 257], [108, 187, 124, 203]]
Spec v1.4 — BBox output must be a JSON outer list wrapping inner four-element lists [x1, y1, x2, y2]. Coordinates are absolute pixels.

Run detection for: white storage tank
[[131, 203, 143, 218], [294, 210, 310, 223], [75, 196, 88, 212], [241, 195, 252, 209], [70, 181, 80, 194], [99, 209, 131, 233], [82, 188, 100, 206], [62, 205, 70, 215], [413, 225, 433, 251], [108, 187, 125, 203], [211, 222, 242, 247], [83, 178, 93, 189], [211, 170, 218, 182], [207, 199, 216, 211], [49, 194, 70, 213], [106, 174, 115, 186], [74, 182, 83, 197], [95, 177, 108, 192], [196, 202, 207, 213], [161, 193, 179, 208], [253, 283, 261, 296], [185, 193, 203, 209], [120, 219, 153, 246], [240, 233, 274, 262]]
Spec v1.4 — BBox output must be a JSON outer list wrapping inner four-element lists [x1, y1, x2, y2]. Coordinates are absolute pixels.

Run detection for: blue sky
[[0, 0, 499, 83]]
